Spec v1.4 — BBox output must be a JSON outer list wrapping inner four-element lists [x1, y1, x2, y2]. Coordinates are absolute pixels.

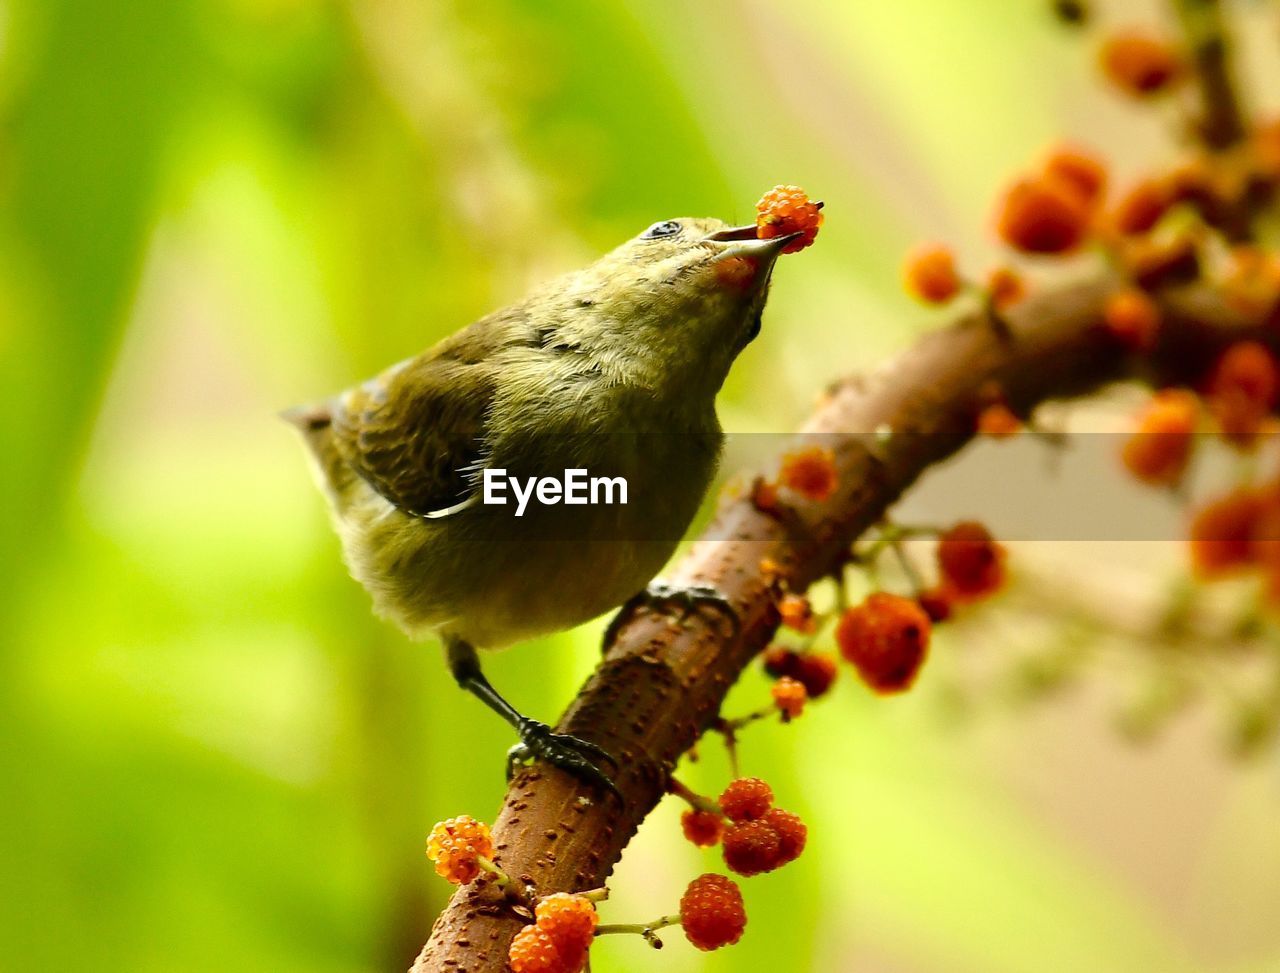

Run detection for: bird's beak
[[705, 224, 803, 263]]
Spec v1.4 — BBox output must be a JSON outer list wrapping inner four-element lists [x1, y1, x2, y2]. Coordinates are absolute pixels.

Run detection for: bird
[[284, 216, 799, 796]]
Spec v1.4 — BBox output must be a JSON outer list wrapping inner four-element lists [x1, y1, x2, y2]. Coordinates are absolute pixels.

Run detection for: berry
[[681, 809, 726, 848], [904, 243, 961, 304], [1109, 178, 1172, 235], [1221, 246, 1280, 317], [1121, 389, 1198, 487], [751, 477, 781, 514], [1043, 144, 1107, 207], [997, 175, 1091, 254], [719, 777, 774, 823], [1205, 341, 1280, 447], [977, 402, 1021, 438], [509, 923, 583, 973], [763, 648, 838, 698], [779, 445, 838, 502], [426, 815, 493, 885], [771, 676, 808, 718], [776, 592, 816, 633], [756, 185, 823, 254], [680, 874, 746, 951], [722, 820, 784, 876], [836, 593, 932, 694], [535, 893, 598, 951], [937, 521, 1006, 600], [762, 808, 807, 865], [1104, 287, 1161, 352], [1189, 488, 1265, 578], [917, 588, 953, 623], [1099, 29, 1183, 96], [986, 265, 1026, 311]]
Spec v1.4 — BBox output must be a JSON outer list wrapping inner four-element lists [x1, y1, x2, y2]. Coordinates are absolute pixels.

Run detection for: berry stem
[[595, 914, 682, 948], [475, 856, 525, 905], [667, 777, 722, 816]]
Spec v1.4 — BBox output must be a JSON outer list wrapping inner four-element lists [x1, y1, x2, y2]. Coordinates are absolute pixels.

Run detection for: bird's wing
[[329, 312, 528, 519]]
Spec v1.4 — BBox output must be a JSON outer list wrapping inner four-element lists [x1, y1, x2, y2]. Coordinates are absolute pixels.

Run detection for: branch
[[411, 269, 1276, 972], [1172, 0, 1247, 150]]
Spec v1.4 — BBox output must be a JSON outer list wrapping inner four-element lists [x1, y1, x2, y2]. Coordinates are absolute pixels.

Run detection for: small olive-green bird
[[285, 217, 799, 794]]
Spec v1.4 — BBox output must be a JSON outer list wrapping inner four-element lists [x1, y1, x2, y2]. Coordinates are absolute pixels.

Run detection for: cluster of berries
[[679, 778, 807, 878], [509, 894, 598, 973]]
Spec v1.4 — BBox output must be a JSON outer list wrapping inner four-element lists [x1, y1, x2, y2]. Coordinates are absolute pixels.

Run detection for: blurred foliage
[[2, 0, 1278, 971]]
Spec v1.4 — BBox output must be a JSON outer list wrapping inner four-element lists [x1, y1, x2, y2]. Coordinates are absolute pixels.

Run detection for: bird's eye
[[640, 220, 682, 240]]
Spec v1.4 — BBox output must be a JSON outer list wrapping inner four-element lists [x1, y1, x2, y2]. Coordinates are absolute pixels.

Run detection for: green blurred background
[[3, 0, 1278, 970]]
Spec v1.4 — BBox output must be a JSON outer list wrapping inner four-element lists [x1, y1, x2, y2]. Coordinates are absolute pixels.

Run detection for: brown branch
[[411, 270, 1276, 972], [1172, 0, 1247, 151]]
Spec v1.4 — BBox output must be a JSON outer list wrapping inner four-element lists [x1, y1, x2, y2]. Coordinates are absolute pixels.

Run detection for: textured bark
[[412, 273, 1275, 972]]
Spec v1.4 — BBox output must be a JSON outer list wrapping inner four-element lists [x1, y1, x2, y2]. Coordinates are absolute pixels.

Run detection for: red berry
[[680, 874, 747, 951], [836, 593, 932, 694], [779, 445, 839, 502], [1121, 389, 1198, 487], [763, 647, 838, 698], [1104, 287, 1161, 352], [756, 185, 823, 254], [1100, 29, 1184, 96], [719, 778, 774, 823], [762, 808, 807, 865], [1109, 177, 1172, 235], [904, 243, 961, 304], [997, 175, 1091, 254], [426, 815, 493, 885], [681, 809, 726, 848], [534, 893, 598, 953], [722, 820, 784, 876], [1189, 488, 1265, 578], [771, 676, 808, 718], [1205, 341, 1280, 448], [937, 521, 1006, 600], [1043, 144, 1108, 207], [916, 588, 953, 623]]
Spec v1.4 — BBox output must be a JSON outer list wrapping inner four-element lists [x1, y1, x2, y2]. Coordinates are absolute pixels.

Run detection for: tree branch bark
[[411, 269, 1276, 972]]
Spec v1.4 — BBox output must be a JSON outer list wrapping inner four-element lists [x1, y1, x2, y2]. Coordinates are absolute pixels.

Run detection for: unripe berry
[[426, 815, 493, 885], [771, 676, 808, 718], [1121, 389, 1198, 487], [534, 893, 598, 950], [904, 243, 961, 304], [1104, 287, 1161, 352], [719, 777, 774, 823], [836, 593, 932, 694], [680, 874, 747, 951], [937, 522, 1006, 600], [509, 923, 583, 973], [681, 809, 726, 848], [756, 185, 823, 254], [997, 175, 1091, 254], [1099, 29, 1183, 96], [722, 819, 784, 876]]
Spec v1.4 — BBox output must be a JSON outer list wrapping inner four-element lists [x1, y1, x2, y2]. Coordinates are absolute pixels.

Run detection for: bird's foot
[[506, 718, 621, 800], [602, 581, 740, 649]]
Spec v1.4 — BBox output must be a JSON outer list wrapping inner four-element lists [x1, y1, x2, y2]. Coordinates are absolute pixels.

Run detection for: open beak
[[706, 224, 803, 262]]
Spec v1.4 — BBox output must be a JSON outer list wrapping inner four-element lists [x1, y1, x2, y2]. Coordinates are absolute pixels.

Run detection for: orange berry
[[836, 592, 932, 694], [755, 185, 823, 254], [761, 808, 807, 865], [1104, 287, 1161, 352], [1099, 29, 1184, 96], [719, 777, 774, 823], [1121, 389, 1198, 487], [1205, 341, 1280, 447], [535, 893, 598, 951], [771, 676, 808, 719], [680, 874, 746, 951], [722, 819, 784, 876], [904, 243, 962, 304], [997, 175, 1091, 254], [916, 588, 953, 623], [986, 265, 1027, 311], [1109, 177, 1172, 235], [1189, 488, 1265, 578], [426, 815, 493, 885], [779, 445, 838, 502], [977, 402, 1022, 438], [509, 923, 582, 973], [681, 808, 726, 848], [937, 521, 1006, 601], [1043, 144, 1108, 207], [1221, 246, 1280, 318], [776, 593, 816, 633]]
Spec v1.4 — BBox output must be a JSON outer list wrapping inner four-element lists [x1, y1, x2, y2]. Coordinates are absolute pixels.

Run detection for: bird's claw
[[507, 719, 622, 800], [602, 581, 741, 649]]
